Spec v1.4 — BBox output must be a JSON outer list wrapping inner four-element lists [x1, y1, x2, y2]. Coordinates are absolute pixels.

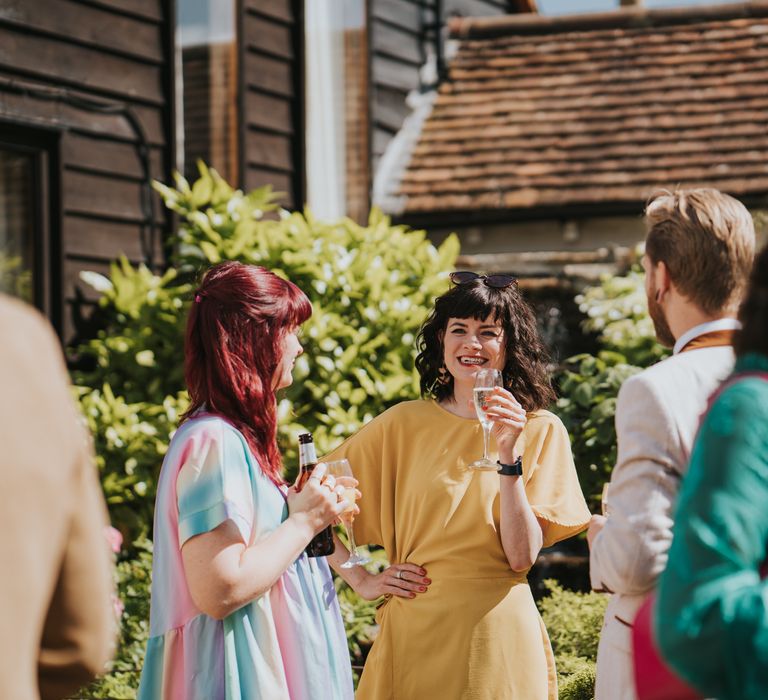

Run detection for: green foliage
[[78, 538, 153, 699], [556, 352, 641, 509], [538, 580, 607, 700], [575, 256, 668, 368], [559, 662, 598, 700], [75, 259, 191, 406], [155, 162, 458, 470], [538, 580, 608, 662], [73, 162, 459, 696], [76, 385, 188, 543], [0, 251, 33, 302], [556, 256, 668, 508]]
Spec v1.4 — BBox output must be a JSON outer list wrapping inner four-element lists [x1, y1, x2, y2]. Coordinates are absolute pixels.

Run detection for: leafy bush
[[556, 352, 641, 510], [76, 385, 188, 543], [556, 255, 668, 508], [538, 579, 608, 700], [76, 538, 153, 699], [559, 663, 598, 700], [74, 163, 459, 697], [574, 253, 668, 369]]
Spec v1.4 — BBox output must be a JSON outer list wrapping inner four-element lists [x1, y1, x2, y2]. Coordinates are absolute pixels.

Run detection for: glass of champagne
[[469, 368, 504, 470], [324, 459, 370, 568]]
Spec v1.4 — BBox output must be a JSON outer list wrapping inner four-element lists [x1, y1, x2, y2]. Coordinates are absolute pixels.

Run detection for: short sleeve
[[176, 422, 254, 546], [324, 416, 388, 548], [522, 412, 592, 548]]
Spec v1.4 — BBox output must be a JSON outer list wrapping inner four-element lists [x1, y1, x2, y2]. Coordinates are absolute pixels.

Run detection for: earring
[[438, 363, 450, 384]]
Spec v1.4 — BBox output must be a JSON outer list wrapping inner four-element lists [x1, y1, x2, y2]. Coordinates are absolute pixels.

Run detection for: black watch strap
[[497, 456, 523, 476]]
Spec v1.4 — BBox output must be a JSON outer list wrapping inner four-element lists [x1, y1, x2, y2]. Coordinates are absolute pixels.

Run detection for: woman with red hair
[[138, 262, 354, 699]]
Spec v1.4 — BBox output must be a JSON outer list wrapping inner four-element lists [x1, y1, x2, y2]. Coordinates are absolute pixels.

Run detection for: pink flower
[[111, 593, 125, 620], [105, 526, 123, 554]]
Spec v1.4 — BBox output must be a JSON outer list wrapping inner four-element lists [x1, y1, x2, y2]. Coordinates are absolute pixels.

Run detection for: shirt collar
[[673, 318, 741, 355]]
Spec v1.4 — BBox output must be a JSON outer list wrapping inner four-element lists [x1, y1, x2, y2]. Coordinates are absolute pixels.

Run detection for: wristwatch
[[497, 456, 523, 476]]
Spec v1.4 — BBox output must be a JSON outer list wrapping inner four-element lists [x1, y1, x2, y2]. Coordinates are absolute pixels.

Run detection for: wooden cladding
[[370, 0, 520, 172], [0, 0, 174, 340]]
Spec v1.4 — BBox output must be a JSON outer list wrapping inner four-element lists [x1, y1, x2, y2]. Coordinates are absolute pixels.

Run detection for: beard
[[647, 291, 676, 348]]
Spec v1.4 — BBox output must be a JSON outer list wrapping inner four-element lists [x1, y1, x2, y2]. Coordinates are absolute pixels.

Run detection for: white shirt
[[673, 317, 741, 355]]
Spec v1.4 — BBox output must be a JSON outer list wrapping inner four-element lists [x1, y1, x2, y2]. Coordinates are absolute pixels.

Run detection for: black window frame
[[0, 122, 63, 334]]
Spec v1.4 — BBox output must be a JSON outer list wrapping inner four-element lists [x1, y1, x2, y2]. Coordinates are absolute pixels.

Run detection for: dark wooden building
[[0, 0, 539, 341], [0, 0, 175, 340], [381, 2, 768, 280], [183, 0, 534, 221]]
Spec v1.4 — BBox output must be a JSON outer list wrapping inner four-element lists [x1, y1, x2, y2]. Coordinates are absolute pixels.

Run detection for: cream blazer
[[590, 345, 735, 700], [0, 296, 115, 700]]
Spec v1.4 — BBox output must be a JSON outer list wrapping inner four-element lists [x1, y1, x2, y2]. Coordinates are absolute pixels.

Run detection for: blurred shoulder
[[0, 294, 61, 363]]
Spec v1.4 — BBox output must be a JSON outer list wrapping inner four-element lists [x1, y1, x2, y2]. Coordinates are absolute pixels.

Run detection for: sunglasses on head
[[450, 271, 518, 289]]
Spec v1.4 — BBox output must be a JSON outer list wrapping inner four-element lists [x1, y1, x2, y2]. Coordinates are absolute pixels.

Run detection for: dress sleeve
[[522, 412, 592, 548], [656, 379, 768, 698], [324, 414, 389, 548], [176, 422, 254, 547]]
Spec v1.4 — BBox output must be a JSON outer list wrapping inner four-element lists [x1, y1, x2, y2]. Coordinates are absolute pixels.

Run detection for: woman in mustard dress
[[327, 272, 592, 699]]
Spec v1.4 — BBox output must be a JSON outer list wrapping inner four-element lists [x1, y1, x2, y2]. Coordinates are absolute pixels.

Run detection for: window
[[305, 0, 368, 222], [177, 0, 238, 184], [0, 147, 34, 303], [0, 125, 60, 328]]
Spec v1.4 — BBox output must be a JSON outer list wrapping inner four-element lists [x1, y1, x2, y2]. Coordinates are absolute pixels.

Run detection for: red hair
[[182, 262, 312, 484]]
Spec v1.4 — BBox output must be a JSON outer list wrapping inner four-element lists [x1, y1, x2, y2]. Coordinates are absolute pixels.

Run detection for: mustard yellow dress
[[327, 400, 591, 700]]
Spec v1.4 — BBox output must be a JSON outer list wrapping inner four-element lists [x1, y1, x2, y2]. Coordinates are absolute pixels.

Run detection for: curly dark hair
[[415, 279, 556, 411], [734, 243, 768, 358]]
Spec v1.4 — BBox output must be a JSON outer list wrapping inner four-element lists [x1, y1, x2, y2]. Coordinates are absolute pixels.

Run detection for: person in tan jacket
[[0, 295, 115, 700], [587, 189, 756, 700]]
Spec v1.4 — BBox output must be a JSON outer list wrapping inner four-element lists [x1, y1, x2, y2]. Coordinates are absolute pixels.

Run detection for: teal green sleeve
[[656, 378, 768, 700]]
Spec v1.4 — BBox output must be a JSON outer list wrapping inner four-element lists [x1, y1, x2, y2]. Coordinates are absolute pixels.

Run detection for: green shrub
[[74, 162, 459, 697], [538, 579, 607, 700], [555, 256, 668, 508], [77, 538, 153, 699], [559, 661, 597, 700], [574, 255, 668, 369], [556, 352, 641, 509], [76, 385, 188, 543], [538, 580, 607, 662]]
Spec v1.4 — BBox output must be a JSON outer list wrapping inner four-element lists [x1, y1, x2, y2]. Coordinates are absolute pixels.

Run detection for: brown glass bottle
[[297, 432, 335, 557]]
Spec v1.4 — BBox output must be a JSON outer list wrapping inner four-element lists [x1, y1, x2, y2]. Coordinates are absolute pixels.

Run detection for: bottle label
[[298, 442, 317, 470]]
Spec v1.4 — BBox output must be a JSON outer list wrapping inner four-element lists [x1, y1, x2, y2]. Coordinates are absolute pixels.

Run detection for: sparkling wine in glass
[[324, 459, 370, 568], [469, 368, 504, 470]]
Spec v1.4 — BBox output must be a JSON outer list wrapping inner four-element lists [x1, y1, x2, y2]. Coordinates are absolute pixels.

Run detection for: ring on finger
[[396, 569, 404, 580]]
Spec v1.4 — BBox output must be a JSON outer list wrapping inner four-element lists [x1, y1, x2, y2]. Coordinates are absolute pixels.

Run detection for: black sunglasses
[[450, 271, 518, 289]]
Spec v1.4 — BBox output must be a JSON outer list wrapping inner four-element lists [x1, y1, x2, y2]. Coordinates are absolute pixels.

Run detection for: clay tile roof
[[396, 2, 768, 217]]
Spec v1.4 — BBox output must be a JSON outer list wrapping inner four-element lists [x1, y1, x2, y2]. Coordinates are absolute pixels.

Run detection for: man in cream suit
[[588, 189, 756, 700], [0, 295, 115, 700]]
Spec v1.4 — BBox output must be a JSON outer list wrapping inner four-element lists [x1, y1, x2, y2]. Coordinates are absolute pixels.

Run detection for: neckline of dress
[[430, 398, 481, 424]]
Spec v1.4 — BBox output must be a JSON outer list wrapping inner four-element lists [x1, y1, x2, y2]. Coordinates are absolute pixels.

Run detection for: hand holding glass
[[323, 459, 370, 568], [470, 368, 504, 470]]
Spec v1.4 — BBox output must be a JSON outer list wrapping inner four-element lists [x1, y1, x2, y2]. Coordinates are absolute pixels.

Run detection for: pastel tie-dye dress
[[137, 414, 354, 700]]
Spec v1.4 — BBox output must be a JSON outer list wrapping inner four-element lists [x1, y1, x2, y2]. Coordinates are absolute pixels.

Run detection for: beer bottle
[[297, 432, 335, 557]]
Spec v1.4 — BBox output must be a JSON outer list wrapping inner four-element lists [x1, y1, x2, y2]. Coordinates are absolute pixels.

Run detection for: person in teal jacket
[[656, 242, 768, 700]]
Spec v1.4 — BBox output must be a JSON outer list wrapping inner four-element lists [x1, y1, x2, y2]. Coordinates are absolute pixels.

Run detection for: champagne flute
[[601, 483, 610, 517], [469, 368, 504, 470], [323, 459, 370, 568]]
